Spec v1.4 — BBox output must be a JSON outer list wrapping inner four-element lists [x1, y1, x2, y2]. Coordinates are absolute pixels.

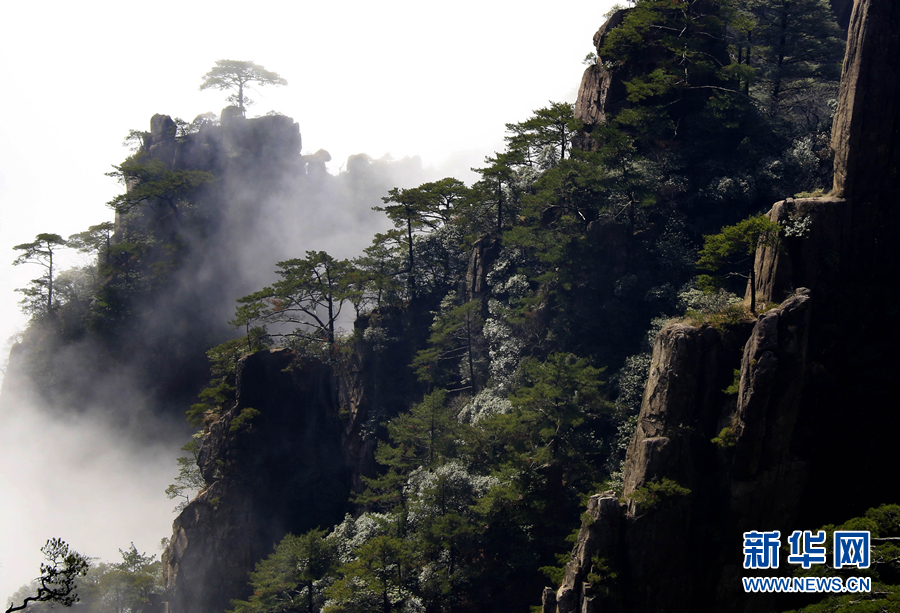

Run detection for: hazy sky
[[0, 0, 614, 602]]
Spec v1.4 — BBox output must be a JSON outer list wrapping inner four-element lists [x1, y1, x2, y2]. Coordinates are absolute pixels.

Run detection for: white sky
[[0, 0, 613, 602]]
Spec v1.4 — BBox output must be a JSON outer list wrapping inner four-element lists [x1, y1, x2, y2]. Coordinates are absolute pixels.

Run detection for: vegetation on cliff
[[5, 0, 862, 609], [779, 505, 900, 613], [217, 1, 851, 611]]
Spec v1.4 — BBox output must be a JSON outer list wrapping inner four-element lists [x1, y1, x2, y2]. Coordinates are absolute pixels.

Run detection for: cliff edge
[[546, 0, 900, 610]]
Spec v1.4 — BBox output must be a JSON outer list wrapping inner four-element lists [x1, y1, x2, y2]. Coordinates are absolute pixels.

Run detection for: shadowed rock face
[[142, 111, 304, 180], [161, 306, 424, 613], [551, 277, 813, 613], [549, 0, 900, 611], [163, 350, 350, 613]]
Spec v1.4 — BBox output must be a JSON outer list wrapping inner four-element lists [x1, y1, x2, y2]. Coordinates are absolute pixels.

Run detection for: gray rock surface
[[831, 0, 900, 199]]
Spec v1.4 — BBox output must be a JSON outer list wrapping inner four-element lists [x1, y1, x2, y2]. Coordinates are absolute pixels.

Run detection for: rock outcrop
[[571, 10, 630, 151], [141, 111, 304, 178], [163, 350, 351, 613], [162, 307, 424, 613], [549, 0, 900, 610], [830, 0, 900, 200]]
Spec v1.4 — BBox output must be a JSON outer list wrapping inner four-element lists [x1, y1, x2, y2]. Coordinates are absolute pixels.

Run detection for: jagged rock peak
[[571, 10, 630, 150], [140, 111, 303, 172], [150, 113, 176, 144]]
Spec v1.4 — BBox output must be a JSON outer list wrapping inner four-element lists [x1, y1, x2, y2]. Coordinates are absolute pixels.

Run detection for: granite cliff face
[[546, 0, 900, 610], [161, 302, 427, 612], [571, 10, 630, 152], [163, 351, 350, 613], [142, 110, 304, 175]]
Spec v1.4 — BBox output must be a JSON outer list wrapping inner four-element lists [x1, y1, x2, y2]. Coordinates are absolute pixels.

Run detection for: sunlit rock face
[[830, 0, 900, 201], [571, 9, 630, 152], [549, 0, 900, 610]]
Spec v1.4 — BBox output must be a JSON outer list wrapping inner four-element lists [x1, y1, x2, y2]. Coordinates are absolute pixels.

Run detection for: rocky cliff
[[161, 301, 427, 612], [141, 110, 305, 176], [571, 9, 630, 152], [163, 351, 350, 613], [546, 0, 900, 611]]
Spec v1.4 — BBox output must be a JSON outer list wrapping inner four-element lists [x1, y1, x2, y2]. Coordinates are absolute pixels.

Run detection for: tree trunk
[[497, 181, 503, 234], [47, 247, 53, 312], [406, 206, 416, 295], [750, 261, 757, 314], [771, 2, 790, 113]]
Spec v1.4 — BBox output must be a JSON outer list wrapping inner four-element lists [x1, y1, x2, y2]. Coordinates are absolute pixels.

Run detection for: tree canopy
[[5, 539, 89, 613], [106, 158, 214, 217], [697, 213, 782, 313], [12, 233, 67, 315], [199, 60, 288, 115], [232, 251, 357, 350]]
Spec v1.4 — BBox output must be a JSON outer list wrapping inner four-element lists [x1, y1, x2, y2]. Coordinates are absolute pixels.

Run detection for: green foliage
[[723, 368, 742, 396], [711, 426, 738, 448], [360, 390, 468, 511], [229, 407, 260, 433], [413, 296, 485, 391], [122, 129, 150, 152], [5, 539, 89, 613], [506, 352, 610, 470], [12, 233, 68, 316], [373, 178, 468, 295], [186, 335, 269, 427], [230, 529, 336, 613], [103, 544, 162, 613], [234, 250, 357, 350], [539, 563, 567, 587], [630, 477, 691, 512], [200, 60, 287, 114], [68, 222, 115, 266], [738, 0, 844, 117], [600, 0, 742, 148], [106, 158, 214, 217], [697, 213, 781, 312], [585, 554, 619, 587], [166, 434, 206, 512], [15, 4, 855, 611], [325, 534, 415, 613], [697, 213, 782, 268], [779, 504, 900, 613], [469, 149, 523, 235], [352, 235, 405, 310], [590, 126, 658, 235], [505, 101, 576, 167], [684, 302, 752, 328], [8, 543, 163, 613]]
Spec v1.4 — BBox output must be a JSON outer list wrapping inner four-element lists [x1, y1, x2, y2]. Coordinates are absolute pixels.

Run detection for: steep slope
[[545, 0, 900, 611], [161, 304, 427, 613], [163, 351, 348, 613]]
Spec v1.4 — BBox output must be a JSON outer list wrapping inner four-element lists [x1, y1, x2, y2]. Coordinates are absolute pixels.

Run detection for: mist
[[0, 120, 454, 605], [0, 390, 182, 602], [0, 0, 615, 604]]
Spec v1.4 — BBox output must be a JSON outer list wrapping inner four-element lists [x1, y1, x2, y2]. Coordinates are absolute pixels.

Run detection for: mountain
[[4, 0, 895, 611]]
